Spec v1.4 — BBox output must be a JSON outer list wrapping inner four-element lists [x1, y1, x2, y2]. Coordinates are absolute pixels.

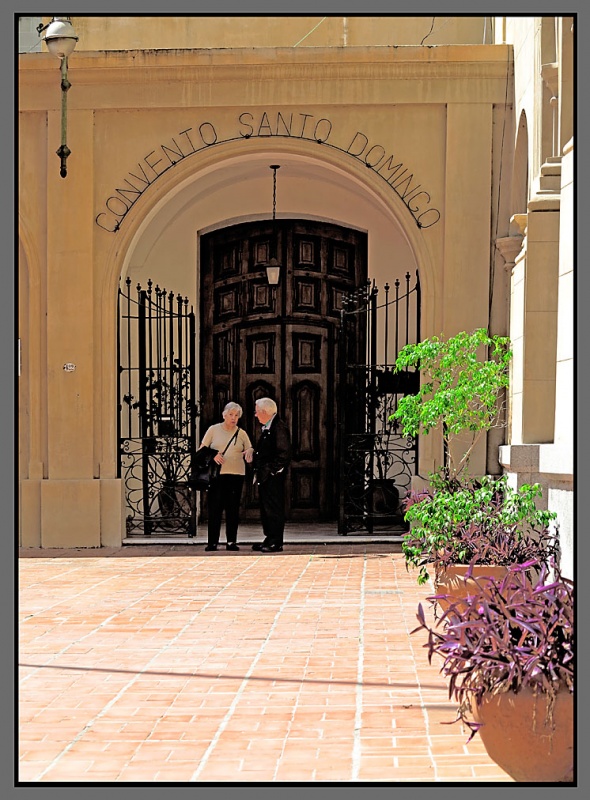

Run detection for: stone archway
[[98, 140, 435, 538]]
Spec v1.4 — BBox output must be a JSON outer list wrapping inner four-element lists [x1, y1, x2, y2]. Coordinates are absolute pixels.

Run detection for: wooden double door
[[200, 220, 367, 521]]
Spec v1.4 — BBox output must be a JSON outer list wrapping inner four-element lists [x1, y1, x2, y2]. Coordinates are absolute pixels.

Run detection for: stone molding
[[19, 46, 514, 106], [499, 443, 573, 480]]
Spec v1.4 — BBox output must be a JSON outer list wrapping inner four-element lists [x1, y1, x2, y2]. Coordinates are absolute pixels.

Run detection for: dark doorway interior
[[199, 219, 367, 521]]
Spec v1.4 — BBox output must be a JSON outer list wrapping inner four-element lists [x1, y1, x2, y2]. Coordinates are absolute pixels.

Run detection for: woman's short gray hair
[[255, 397, 277, 415], [223, 402, 243, 418]]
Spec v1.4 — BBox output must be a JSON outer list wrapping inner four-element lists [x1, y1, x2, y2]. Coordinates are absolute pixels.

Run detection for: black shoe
[[260, 544, 283, 553], [251, 542, 267, 551], [205, 544, 218, 551], [226, 543, 240, 551]]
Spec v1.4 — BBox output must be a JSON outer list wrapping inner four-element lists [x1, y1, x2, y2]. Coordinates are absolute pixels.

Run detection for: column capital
[[541, 61, 559, 96], [495, 235, 524, 271]]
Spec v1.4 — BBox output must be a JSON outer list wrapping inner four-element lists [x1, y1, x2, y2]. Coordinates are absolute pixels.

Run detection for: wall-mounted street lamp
[[37, 17, 79, 178], [266, 165, 281, 285]]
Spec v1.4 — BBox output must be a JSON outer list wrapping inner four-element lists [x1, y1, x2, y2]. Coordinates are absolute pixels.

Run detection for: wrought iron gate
[[338, 273, 421, 534], [118, 278, 197, 536]]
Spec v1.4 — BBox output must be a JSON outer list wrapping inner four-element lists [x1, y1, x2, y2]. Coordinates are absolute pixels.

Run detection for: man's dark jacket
[[253, 416, 292, 484]]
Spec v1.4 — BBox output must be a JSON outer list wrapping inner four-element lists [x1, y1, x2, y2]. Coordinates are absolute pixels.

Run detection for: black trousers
[[258, 473, 286, 546], [206, 474, 245, 545]]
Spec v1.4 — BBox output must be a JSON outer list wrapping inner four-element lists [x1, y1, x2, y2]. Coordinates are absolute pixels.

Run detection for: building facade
[[17, 16, 574, 576]]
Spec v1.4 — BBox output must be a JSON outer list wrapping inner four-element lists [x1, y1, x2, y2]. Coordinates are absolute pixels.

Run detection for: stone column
[[440, 103, 493, 477], [521, 194, 560, 444], [553, 138, 574, 449], [491, 233, 524, 467], [40, 108, 102, 547], [499, 140, 573, 580]]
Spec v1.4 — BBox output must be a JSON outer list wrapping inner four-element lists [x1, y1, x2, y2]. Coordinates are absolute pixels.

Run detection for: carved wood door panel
[[200, 220, 367, 521]]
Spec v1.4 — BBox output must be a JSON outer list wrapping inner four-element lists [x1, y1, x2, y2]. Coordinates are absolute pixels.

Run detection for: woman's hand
[[214, 454, 225, 464], [244, 447, 254, 463]]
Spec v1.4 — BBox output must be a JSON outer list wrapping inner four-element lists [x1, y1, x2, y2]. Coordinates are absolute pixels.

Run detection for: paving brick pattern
[[19, 543, 514, 784]]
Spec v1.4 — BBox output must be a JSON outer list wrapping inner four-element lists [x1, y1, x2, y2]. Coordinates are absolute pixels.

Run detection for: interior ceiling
[[163, 151, 391, 227], [185, 154, 370, 198]]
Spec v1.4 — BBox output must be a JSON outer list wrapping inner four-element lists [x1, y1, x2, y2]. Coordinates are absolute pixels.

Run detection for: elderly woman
[[198, 402, 254, 551]]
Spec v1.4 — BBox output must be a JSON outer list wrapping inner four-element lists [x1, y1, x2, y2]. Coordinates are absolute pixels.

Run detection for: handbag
[[192, 430, 239, 491], [192, 446, 219, 491]]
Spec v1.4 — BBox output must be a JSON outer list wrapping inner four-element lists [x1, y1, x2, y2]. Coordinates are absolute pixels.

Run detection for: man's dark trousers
[[258, 472, 286, 547]]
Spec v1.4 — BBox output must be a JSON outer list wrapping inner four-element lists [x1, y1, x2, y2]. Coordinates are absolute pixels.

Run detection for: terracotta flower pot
[[435, 564, 509, 612], [470, 687, 574, 782]]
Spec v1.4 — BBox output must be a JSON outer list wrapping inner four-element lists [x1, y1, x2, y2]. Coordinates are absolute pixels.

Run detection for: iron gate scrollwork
[[118, 278, 198, 536], [338, 273, 421, 534]]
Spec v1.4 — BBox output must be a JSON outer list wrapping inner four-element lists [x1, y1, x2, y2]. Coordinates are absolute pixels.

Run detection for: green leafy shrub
[[390, 328, 512, 478], [387, 328, 559, 584]]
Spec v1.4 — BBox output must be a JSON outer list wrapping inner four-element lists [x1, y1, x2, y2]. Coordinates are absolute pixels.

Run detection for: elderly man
[[245, 397, 292, 553]]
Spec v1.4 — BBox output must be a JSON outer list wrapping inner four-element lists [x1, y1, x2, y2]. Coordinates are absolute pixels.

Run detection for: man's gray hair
[[223, 401, 243, 418], [255, 397, 277, 415]]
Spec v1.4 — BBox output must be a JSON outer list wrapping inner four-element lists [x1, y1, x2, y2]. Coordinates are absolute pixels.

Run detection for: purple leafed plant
[[433, 514, 560, 574], [412, 558, 574, 740]]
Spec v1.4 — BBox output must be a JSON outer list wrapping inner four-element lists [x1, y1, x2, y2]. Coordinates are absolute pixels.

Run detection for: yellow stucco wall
[[21, 22, 570, 548], [36, 16, 490, 51]]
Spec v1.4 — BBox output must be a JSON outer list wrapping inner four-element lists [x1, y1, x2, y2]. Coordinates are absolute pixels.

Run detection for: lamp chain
[[266, 165, 281, 284], [272, 167, 277, 221]]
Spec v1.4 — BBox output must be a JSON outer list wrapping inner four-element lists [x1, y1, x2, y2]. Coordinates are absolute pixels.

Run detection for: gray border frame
[[10, 2, 584, 798]]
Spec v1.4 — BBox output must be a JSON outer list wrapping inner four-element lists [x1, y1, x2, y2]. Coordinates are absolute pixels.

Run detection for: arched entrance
[[105, 143, 434, 540], [200, 218, 367, 522]]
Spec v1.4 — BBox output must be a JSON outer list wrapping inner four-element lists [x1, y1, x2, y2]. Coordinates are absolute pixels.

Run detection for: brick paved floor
[[18, 542, 514, 784]]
